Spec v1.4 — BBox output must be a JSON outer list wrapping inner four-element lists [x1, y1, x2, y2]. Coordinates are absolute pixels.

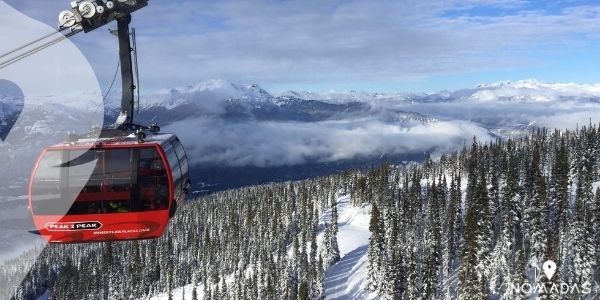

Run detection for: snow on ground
[[149, 194, 375, 300], [148, 283, 204, 300], [149, 272, 242, 300], [592, 181, 600, 192], [323, 195, 376, 300]]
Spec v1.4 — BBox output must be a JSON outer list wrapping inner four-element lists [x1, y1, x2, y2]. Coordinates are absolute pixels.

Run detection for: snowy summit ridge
[[113, 78, 600, 111], [278, 79, 600, 104], [142, 79, 276, 109]]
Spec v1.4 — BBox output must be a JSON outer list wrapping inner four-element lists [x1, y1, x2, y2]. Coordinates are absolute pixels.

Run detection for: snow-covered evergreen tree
[[367, 204, 385, 292], [423, 180, 442, 299], [324, 194, 340, 268]]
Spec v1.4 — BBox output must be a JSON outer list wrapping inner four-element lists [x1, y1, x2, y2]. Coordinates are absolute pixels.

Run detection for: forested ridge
[[364, 126, 600, 299], [3, 125, 600, 299]]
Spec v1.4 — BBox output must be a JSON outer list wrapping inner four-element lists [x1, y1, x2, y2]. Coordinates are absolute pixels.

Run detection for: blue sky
[[4, 0, 600, 94]]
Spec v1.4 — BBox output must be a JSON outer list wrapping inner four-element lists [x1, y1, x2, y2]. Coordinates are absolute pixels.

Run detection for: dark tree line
[[366, 126, 600, 299]]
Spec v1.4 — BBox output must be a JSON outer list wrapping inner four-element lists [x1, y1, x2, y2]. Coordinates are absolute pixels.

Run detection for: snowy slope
[[149, 194, 376, 300], [322, 195, 375, 300], [148, 284, 205, 300]]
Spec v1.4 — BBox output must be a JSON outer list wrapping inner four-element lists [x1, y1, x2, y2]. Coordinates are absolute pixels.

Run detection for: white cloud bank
[[168, 116, 491, 168], [163, 79, 600, 168]]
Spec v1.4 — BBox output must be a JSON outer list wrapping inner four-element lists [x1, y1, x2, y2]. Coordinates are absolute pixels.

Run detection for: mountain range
[[96, 78, 600, 192]]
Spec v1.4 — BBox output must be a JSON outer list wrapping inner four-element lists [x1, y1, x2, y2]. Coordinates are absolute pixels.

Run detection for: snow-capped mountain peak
[[466, 79, 600, 103], [133, 78, 600, 112], [475, 79, 600, 94], [138, 79, 276, 110]]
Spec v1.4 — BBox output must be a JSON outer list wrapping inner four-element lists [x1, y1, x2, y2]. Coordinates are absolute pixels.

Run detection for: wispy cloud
[[4, 0, 600, 92], [168, 117, 491, 168]]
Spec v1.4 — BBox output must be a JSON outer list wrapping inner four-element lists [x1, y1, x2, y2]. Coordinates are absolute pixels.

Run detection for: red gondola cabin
[[29, 133, 190, 243]]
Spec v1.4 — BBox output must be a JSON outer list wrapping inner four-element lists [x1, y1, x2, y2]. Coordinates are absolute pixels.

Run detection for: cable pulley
[[58, 11, 77, 28], [78, 2, 97, 19], [58, 0, 148, 32]]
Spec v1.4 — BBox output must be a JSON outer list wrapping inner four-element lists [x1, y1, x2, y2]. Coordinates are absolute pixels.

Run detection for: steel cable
[[0, 28, 67, 61], [0, 29, 80, 70]]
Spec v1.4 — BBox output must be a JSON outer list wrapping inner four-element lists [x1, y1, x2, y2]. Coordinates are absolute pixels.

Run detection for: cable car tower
[[1, 0, 149, 131], [0, 1, 192, 243], [60, 0, 147, 131]]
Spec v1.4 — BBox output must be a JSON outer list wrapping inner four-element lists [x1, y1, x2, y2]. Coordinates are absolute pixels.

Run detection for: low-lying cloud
[[164, 79, 600, 168], [168, 116, 491, 168], [392, 82, 600, 133]]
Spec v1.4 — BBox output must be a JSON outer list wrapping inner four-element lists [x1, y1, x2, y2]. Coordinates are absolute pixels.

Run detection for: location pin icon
[[543, 260, 557, 280]]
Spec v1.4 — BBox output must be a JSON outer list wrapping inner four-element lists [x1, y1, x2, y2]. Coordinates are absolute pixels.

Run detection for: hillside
[[3, 125, 600, 299], [148, 195, 375, 300]]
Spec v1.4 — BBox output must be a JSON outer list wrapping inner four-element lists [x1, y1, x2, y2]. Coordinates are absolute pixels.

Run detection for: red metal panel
[[32, 210, 169, 243], [29, 142, 176, 243]]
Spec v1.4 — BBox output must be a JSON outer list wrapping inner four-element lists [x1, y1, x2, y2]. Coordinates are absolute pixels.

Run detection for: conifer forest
[[3, 126, 600, 299]]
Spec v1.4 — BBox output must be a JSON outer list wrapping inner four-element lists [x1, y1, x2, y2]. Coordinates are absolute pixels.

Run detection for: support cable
[[0, 28, 67, 61], [0, 30, 79, 70]]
